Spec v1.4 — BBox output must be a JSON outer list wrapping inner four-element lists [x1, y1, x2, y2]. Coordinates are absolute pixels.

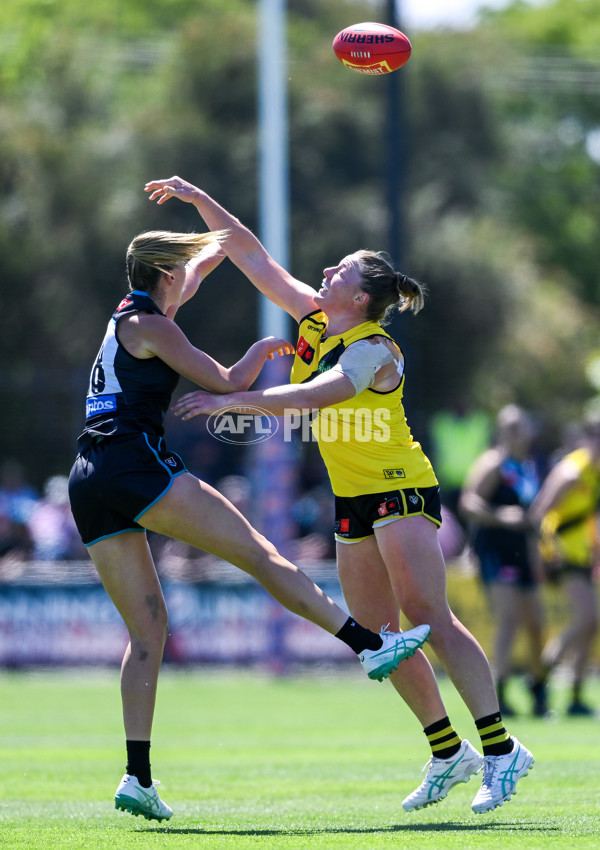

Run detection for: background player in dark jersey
[[460, 405, 548, 717], [145, 175, 535, 816], [68, 229, 430, 822]]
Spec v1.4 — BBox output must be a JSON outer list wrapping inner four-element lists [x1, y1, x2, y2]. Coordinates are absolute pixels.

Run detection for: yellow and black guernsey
[[539, 447, 600, 567], [290, 310, 437, 497]]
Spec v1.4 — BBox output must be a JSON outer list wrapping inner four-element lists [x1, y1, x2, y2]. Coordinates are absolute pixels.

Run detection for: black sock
[[475, 713, 513, 757], [126, 740, 152, 788], [335, 618, 383, 654], [530, 678, 547, 697]]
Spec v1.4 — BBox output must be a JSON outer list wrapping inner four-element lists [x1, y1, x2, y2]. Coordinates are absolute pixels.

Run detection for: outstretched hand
[[145, 176, 199, 205], [172, 337, 294, 421], [260, 337, 295, 360], [172, 390, 224, 421]]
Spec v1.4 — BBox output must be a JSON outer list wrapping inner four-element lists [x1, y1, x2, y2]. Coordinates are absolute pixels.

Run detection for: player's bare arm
[[118, 312, 293, 393], [528, 460, 580, 528], [460, 451, 527, 530], [173, 368, 356, 421], [145, 176, 317, 322], [166, 240, 226, 320]]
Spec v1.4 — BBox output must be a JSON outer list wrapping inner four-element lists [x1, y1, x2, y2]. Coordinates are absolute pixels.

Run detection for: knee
[[236, 534, 282, 575], [129, 602, 169, 651], [402, 599, 453, 633], [214, 518, 270, 565], [130, 626, 169, 662]]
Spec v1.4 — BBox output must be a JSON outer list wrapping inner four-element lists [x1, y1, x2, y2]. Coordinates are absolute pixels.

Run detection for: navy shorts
[[68, 432, 187, 546], [334, 485, 442, 543], [476, 550, 537, 589]]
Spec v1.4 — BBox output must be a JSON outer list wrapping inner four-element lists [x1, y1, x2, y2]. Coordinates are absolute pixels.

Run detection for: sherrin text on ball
[[332, 21, 412, 75]]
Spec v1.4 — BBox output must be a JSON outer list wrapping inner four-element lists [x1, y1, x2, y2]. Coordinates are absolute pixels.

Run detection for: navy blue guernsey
[[473, 456, 539, 568], [81, 290, 179, 440]]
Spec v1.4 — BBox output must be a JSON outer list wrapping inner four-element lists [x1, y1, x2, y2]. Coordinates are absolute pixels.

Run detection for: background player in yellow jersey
[[146, 175, 535, 814], [530, 414, 600, 716]]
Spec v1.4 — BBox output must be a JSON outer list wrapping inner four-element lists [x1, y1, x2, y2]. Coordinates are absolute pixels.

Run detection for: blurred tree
[[480, 0, 600, 304]]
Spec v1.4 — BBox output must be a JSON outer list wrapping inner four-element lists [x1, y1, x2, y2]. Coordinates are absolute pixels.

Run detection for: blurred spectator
[[0, 498, 33, 565], [0, 459, 39, 524], [460, 405, 548, 717], [292, 483, 336, 560], [437, 504, 468, 563], [529, 413, 600, 717], [218, 474, 253, 519], [0, 460, 37, 571], [430, 402, 491, 528], [28, 475, 87, 561]]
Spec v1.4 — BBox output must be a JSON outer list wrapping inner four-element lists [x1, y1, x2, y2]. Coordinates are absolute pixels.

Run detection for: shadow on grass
[[142, 821, 558, 836]]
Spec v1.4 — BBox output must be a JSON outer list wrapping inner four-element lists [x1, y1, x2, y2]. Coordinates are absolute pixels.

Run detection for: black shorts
[[476, 549, 537, 589], [546, 560, 594, 585], [68, 432, 187, 546], [334, 485, 442, 543]]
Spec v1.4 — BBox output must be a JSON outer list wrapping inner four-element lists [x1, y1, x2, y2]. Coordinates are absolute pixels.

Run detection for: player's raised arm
[[145, 176, 318, 323], [165, 237, 226, 320]]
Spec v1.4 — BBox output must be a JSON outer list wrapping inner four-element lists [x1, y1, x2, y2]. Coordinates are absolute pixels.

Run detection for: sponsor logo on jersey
[[116, 297, 133, 312], [164, 457, 178, 467], [206, 405, 279, 445], [296, 335, 315, 365], [86, 394, 117, 418], [383, 468, 405, 479]]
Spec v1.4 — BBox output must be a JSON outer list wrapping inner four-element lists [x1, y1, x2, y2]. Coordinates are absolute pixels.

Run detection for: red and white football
[[332, 22, 412, 75]]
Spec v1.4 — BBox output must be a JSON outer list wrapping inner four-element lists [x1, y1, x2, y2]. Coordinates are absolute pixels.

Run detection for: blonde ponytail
[[356, 250, 426, 322]]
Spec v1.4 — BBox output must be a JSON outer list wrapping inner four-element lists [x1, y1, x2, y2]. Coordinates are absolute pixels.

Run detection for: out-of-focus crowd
[[0, 459, 87, 566], [0, 455, 337, 582]]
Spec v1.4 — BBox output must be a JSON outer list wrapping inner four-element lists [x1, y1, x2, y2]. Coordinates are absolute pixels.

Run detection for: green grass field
[[0, 668, 598, 849]]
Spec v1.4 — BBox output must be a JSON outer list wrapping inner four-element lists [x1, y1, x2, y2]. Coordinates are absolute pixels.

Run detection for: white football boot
[[359, 624, 431, 682], [471, 737, 534, 813], [114, 773, 173, 821], [402, 739, 484, 811]]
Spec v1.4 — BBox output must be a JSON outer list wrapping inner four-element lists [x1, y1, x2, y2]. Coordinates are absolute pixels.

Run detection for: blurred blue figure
[[460, 405, 548, 717]]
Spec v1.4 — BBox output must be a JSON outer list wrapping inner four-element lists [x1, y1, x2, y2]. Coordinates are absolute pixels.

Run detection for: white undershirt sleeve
[[331, 339, 403, 395]]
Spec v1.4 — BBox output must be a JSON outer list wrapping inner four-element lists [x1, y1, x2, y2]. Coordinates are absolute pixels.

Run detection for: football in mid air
[[332, 22, 412, 75]]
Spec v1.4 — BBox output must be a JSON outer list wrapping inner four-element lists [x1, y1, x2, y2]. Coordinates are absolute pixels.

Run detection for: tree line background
[[2, 0, 600, 487]]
